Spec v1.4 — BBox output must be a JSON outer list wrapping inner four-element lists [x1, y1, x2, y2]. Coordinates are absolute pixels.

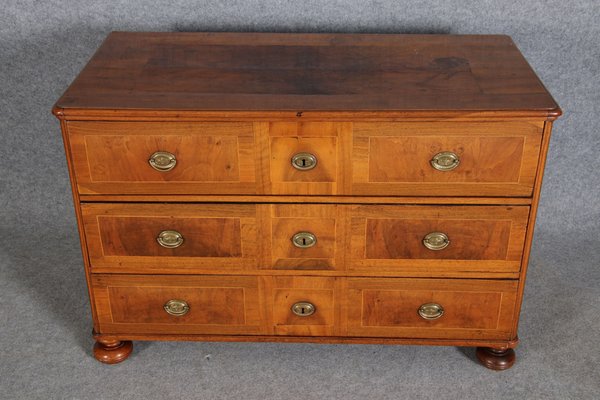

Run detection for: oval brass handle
[[291, 301, 316, 317], [149, 151, 177, 172], [164, 299, 190, 316], [291, 152, 317, 170], [430, 151, 460, 171], [157, 230, 184, 248], [292, 232, 317, 248], [422, 232, 450, 251], [418, 303, 444, 320]]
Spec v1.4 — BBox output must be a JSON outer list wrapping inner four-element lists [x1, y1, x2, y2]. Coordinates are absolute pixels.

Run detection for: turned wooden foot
[[476, 347, 516, 370], [93, 338, 133, 364]]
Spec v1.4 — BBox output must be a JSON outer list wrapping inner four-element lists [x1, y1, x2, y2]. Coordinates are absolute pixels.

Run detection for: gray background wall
[[1, 1, 598, 399]]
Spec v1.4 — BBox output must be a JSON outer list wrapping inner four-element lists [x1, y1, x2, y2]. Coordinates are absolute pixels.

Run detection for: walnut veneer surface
[[53, 32, 561, 369]]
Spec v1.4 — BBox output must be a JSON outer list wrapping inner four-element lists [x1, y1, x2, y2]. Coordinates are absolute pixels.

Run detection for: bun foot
[[476, 347, 516, 370], [93, 338, 133, 364]]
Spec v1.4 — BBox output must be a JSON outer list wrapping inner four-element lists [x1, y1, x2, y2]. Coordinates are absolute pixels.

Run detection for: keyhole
[[292, 232, 316, 248], [291, 153, 317, 170], [292, 301, 315, 316]]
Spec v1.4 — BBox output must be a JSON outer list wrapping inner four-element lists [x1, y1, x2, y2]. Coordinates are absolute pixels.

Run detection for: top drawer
[[351, 121, 543, 197], [67, 121, 258, 195], [65, 120, 542, 196]]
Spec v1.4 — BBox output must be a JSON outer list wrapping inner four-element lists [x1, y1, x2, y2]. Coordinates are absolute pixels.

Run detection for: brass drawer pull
[[430, 151, 460, 171], [292, 232, 317, 248], [291, 301, 316, 317], [164, 299, 190, 316], [157, 230, 184, 248], [291, 152, 317, 170], [418, 303, 444, 320], [423, 232, 450, 251], [149, 151, 177, 171]]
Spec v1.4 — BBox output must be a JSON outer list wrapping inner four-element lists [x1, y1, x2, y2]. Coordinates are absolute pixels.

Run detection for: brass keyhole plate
[[292, 232, 317, 248], [291, 301, 316, 317], [291, 152, 317, 171]]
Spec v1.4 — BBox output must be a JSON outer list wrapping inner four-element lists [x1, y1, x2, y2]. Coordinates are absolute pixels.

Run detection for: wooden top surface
[[54, 32, 560, 116]]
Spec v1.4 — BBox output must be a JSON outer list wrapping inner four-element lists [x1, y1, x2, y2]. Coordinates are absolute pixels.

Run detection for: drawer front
[[346, 278, 518, 339], [349, 205, 529, 275], [68, 121, 258, 195], [260, 204, 345, 271], [92, 275, 517, 339], [267, 276, 340, 336], [83, 203, 345, 273], [82, 203, 259, 271], [260, 122, 350, 195], [83, 203, 527, 276], [68, 120, 542, 197], [352, 121, 543, 196], [92, 275, 265, 334]]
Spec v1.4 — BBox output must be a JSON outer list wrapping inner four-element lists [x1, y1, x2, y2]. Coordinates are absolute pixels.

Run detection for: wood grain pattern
[[92, 274, 265, 335], [67, 120, 542, 197], [369, 136, 523, 181], [81, 203, 258, 271], [84, 136, 240, 182], [265, 204, 345, 270], [365, 219, 512, 260], [98, 216, 242, 257], [68, 121, 257, 195], [350, 205, 529, 274], [352, 121, 543, 196], [346, 278, 518, 339], [78, 194, 533, 206], [51, 32, 561, 362], [268, 276, 339, 336], [58, 120, 102, 332], [95, 333, 519, 349], [109, 286, 246, 325], [82, 203, 527, 277], [54, 109, 560, 121], [92, 275, 518, 340], [53, 32, 560, 114], [260, 122, 352, 195], [510, 121, 555, 337]]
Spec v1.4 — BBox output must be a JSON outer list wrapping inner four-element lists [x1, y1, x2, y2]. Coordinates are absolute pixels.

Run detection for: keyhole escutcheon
[[291, 301, 316, 317], [291, 152, 317, 171], [292, 232, 317, 248]]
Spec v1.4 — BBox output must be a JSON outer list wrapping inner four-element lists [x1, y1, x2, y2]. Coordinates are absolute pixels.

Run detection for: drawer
[[349, 205, 529, 276], [68, 120, 542, 197], [352, 121, 543, 196], [67, 121, 258, 195], [266, 276, 340, 336], [92, 275, 265, 334], [260, 204, 345, 271], [83, 203, 345, 273], [346, 278, 518, 339], [93, 275, 517, 339], [84, 203, 527, 276], [261, 122, 349, 195], [82, 203, 259, 271]]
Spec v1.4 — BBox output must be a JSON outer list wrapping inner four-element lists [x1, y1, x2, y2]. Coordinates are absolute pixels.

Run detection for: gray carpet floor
[[1, 1, 599, 399]]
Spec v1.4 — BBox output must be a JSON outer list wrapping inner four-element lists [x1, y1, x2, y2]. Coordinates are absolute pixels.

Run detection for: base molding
[[94, 332, 519, 349]]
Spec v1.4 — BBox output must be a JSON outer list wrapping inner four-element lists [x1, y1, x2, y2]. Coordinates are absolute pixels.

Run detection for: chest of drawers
[[53, 32, 560, 369]]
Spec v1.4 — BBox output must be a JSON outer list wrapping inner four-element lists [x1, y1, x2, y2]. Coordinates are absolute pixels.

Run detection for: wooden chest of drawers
[[53, 32, 561, 369]]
